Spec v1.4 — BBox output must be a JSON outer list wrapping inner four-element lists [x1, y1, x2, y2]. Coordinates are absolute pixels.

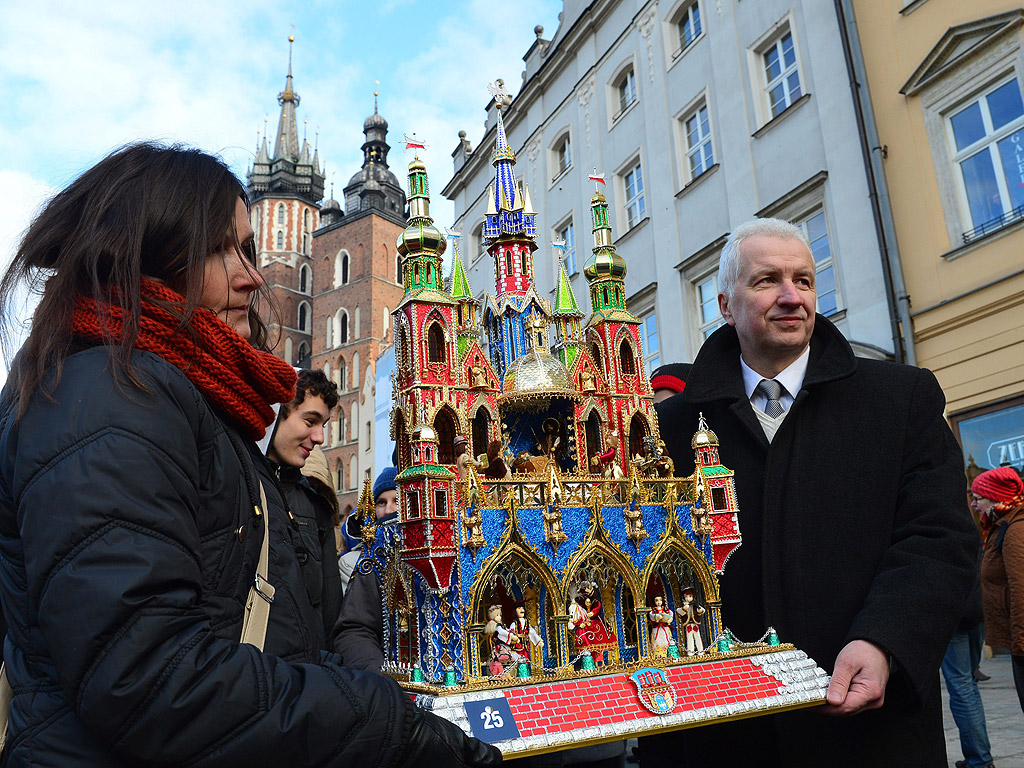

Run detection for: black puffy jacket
[[0, 348, 413, 766]]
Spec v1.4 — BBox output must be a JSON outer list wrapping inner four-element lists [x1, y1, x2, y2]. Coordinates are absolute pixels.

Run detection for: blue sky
[[0, 0, 563, 381]]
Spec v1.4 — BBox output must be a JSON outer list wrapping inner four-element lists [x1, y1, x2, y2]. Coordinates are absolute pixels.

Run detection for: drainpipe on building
[[835, 0, 918, 366]]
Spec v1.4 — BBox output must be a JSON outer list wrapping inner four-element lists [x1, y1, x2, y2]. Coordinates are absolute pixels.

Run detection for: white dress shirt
[[740, 345, 811, 415]]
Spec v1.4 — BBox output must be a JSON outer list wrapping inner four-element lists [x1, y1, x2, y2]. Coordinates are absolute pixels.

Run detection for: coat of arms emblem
[[629, 667, 677, 714]]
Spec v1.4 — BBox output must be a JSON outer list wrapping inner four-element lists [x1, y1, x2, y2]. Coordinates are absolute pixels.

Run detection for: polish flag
[[588, 173, 606, 185], [404, 134, 427, 151]]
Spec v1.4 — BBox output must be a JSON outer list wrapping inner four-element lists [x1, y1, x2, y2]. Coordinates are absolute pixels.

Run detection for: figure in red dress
[[571, 581, 617, 664]]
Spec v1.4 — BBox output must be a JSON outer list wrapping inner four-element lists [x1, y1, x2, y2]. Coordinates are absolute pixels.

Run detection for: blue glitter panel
[[517, 505, 590, 577], [459, 504, 507, 607]]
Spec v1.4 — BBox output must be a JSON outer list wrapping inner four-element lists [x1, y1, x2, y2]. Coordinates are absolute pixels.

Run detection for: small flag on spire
[[551, 237, 567, 253], [588, 170, 606, 186], [404, 133, 427, 151]]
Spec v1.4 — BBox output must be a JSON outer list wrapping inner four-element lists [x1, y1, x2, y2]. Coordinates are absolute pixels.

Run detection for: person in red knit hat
[[0, 143, 498, 767], [972, 466, 1024, 713]]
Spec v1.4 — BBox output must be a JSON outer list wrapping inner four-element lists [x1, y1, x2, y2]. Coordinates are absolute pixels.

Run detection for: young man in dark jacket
[[261, 368, 344, 650], [645, 217, 977, 767]]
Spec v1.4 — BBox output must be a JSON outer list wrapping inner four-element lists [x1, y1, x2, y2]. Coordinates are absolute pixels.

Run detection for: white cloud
[[0, 172, 54, 386]]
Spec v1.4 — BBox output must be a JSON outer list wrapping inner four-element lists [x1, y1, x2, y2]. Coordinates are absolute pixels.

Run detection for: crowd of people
[[0, 142, 1018, 767]]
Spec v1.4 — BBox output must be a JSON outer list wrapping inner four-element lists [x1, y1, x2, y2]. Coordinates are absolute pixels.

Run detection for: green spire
[[553, 258, 581, 315], [552, 255, 584, 370], [450, 242, 473, 300], [449, 238, 480, 357]]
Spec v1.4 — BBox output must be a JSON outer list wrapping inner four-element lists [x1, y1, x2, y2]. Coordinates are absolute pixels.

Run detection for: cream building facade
[[850, 2, 1024, 475]]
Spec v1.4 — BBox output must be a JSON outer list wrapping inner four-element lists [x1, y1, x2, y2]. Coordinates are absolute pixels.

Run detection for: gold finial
[[288, 34, 295, 42]]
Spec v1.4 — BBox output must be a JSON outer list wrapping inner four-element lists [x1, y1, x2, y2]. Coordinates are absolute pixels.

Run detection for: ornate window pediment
[[902, 11, 1024, 96]]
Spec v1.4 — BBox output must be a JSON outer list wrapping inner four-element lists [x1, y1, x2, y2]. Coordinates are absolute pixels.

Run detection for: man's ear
[[718, 292, 734, 326]]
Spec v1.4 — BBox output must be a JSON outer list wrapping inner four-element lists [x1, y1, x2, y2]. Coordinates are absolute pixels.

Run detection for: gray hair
[[718, 217, 811, 299]]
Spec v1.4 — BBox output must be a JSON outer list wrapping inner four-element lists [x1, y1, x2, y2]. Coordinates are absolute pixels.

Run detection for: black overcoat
[[0, 348, 413, 766], [644, 318, 977, 767]]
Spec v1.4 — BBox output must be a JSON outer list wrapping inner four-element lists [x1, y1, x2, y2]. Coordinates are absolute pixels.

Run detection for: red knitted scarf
[[71, 280, 296, 440]]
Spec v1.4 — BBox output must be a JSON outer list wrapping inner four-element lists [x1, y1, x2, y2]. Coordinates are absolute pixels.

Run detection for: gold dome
[[397, 220, 446, 258], [583, 247, 627, 281], [691, 426, 719, 449], [408, 157, 426, 172], [498, 347, 578, 405]]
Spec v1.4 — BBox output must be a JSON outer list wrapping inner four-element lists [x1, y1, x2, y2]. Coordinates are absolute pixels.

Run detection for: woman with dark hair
[[0, 143, 499, 767]]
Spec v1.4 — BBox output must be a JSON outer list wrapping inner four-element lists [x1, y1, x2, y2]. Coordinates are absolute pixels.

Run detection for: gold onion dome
[[396, 220, 446, 257], [408, 156, 426, 172], [583, 248, 627, 280], [499, 347, 578, 404]]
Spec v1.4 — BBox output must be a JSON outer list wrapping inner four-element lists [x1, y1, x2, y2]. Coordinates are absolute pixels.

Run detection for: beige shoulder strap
[[240, 481, 275, 649], [0, 662, 12, 752]]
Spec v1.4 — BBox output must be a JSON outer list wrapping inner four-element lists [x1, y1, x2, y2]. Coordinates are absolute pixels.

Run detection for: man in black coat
[[262, 368, 344, 650], [644, 218, 977, 766]]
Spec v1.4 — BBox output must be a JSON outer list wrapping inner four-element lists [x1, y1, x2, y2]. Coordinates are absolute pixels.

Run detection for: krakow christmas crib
[[351, 95, 829, 758]]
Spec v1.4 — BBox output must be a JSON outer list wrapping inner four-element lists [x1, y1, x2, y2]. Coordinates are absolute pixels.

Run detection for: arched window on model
[[505, 250, 513, 275], [619, 338, 636, 375], [520, 250, 529, 276], [591, 341, 604, 372], [427, 323, 446, 363]]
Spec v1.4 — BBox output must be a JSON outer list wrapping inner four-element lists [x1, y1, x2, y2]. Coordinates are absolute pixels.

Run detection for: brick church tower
[[310, 97, 407, 518], [248, 36, 325, 367]]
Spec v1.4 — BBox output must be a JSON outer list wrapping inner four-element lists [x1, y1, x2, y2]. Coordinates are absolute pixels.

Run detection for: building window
[[677, 1, 702, 54], [275, 231, 283, 250], [335, 310, 349, 345], [623, 162, 646, 229], [299, 264, 311, 294], [949, 78, 1024, 239], [335, 250, 350, 287], [800, 210, 840, 316], [471, 222, 486, 264], [276, 204, 285, 225], [763, 30, 801, 118], [683, 101, 714, 181], [295, 341, 309, 365], [338, 356, 347, 391], [615, 68, 637, 118], [697, 274, 723, 339], [641, 311, 660, 375], [558, 219, 576, 275], [297, 301, 310, 332], [554, 133, 572, 178]]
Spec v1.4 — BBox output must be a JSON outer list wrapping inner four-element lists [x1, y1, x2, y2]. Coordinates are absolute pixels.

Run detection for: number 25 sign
[[464, 697, 521, 742]]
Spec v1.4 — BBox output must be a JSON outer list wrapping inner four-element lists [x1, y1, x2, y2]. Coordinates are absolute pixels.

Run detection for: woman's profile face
[[653, 596, 663, 609], [199, 198, 262, 340]]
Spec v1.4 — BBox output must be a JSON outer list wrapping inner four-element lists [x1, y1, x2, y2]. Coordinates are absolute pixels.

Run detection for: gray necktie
[[757, 379, 785, 418]]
